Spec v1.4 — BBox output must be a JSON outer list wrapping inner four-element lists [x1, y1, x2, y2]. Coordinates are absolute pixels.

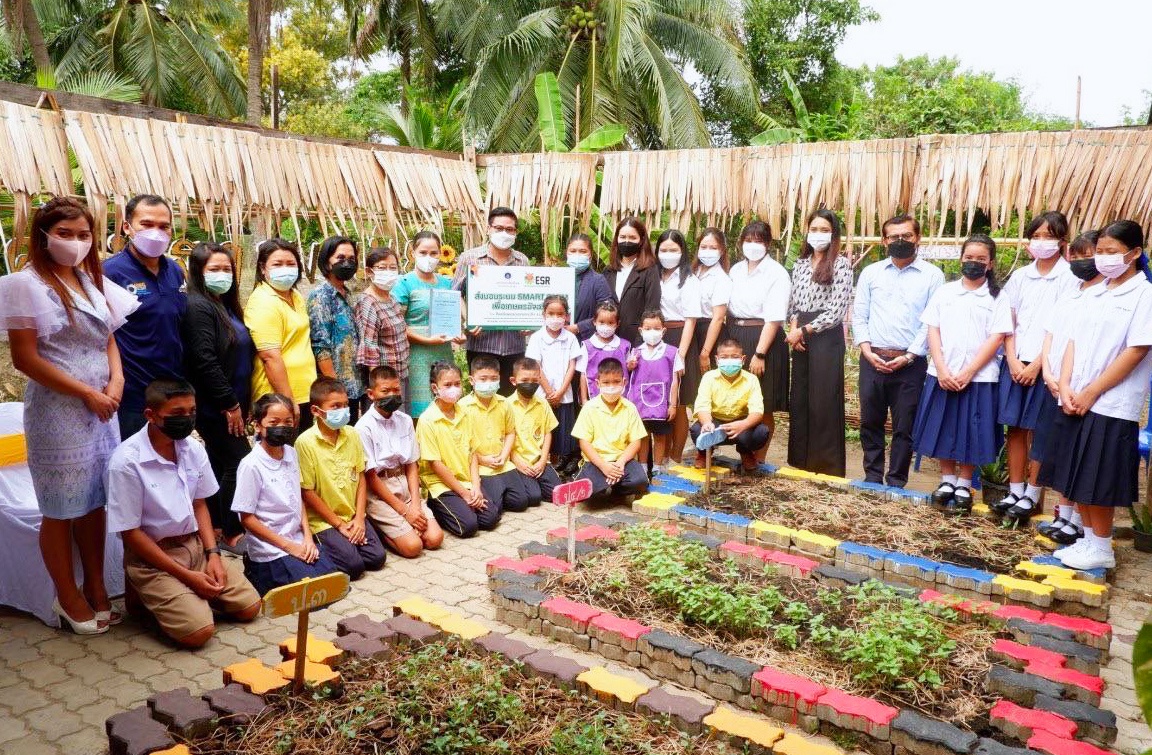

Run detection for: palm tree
[[46, 0, 245, 118], [247, 0, 273, 124], [2, 0, 50, 71], [372, 81, 463, 150], [341, 0, 437, 107], [436, 0, 755, 152]]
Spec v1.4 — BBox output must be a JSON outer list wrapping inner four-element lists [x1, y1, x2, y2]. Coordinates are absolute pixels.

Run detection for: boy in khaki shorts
[[355, 366, 444, 558], [107, 379, 260, 648]]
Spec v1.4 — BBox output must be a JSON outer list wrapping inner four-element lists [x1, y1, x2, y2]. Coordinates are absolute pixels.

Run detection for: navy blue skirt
[[1028, 389, 1060, 463], [997, 365, 1048, 429], [912, 376, 999, 466], [1039, 411, 1139, 507], [244, 550, 342, 596], [551, 402, 577, 457]]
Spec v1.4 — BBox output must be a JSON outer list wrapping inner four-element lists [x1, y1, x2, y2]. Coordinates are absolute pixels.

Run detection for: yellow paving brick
[[749, 520, 796, 547], [275, 659, 342, 687], [433, 613, 491, 640], [971, 503, 992, 516], [575, 666, 654, 705], [792, 529, 840, 555], [812, 473, 850, 488], [222, 658, 290, 696], [394, 595, 453, 622], [1042, 576, 1109, 606], [774, 732, 844, 755], [1034, 533, 1057, 549], [992, 575, 1055, 604], [703, 706, 785, 748], [776, 466, 817, 481], [152, 747, 192, 755], [278, 634, 343, 666], [1015, 561, 1079, 581]]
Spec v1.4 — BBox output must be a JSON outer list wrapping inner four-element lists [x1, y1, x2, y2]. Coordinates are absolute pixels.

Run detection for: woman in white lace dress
[[0, 198, 137, 634]]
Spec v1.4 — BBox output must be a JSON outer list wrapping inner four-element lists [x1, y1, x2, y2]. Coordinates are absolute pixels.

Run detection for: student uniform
[[354, 406, 437, 541], [726, 258, 791, 412], [659, 269, 702, 403], [296, 424, 386, 578], [506, 391, 563, 504], [107, 428, 259, 640], [459, 392, 530, 512], [1041, 275, 1152, 506], [572, 394, 650, 496], [1032, 280, 1096, 467], [690, 263, 732, 369], [417, 401, 501, 537], [577, 334, 631, 399], [690, 369, 771, 454], [525, 326, 580, 457], [998, 258, 1074, 429], [626, 342, 684, 436], [911, 280, 1013, 466], [231, 444, 340, 595]]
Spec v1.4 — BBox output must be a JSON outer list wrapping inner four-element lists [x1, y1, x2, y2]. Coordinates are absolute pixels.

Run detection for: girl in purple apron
[[578, 302, 632, 401], [626, 311, 684, 475]]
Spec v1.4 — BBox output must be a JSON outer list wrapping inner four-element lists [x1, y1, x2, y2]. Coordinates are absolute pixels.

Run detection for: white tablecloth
[[0, 403, 124, 627]]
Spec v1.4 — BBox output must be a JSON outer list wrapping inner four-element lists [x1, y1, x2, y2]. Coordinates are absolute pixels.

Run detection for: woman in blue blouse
[[307, 236, 364, 421]]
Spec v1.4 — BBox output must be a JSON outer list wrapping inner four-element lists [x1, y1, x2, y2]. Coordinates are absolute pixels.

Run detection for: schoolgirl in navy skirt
[[1039, 221, 1152, 571], [995, 211, 1075, 521], [1033, 231, 1103, 544], [912, 235, 1013, 512]]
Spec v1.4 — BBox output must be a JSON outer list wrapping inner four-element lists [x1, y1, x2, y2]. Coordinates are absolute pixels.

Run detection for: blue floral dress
[[307, 281, 364, 401]]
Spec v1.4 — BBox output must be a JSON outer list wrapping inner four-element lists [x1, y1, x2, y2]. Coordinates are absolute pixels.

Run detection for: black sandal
[[992, 492, 1020, 514], [931, 482, 956, 507], [950, 486, 973, 514]]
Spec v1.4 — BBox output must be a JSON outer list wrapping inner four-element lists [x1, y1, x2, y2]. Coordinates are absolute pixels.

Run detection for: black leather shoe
[[931, 483, 956, 507], [992, 492, 1020, 514], [950, 486, 973, 513]]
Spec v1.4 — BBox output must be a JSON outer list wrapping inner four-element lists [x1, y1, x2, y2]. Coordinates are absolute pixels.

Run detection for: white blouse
[[920, 280, 1012, 383], [695, 264, 732, 317], [1002, 258, 1075, 362], [659, 270, 702, 321], [727, 258, 790, 321], [0, 269, 138, 339]]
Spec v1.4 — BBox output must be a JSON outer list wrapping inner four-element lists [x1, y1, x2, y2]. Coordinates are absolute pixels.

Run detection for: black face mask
[[888, 239, 916, 260], [375, 395, 404, 415], [617, 241, 641, 258], [1070, 258, 1099, 282], [961, 261, 988, 281], [263, 426, 296, 447], [159, 415, 195, 441], [331, 259, 357, 281], [516, 382, 540, 398]]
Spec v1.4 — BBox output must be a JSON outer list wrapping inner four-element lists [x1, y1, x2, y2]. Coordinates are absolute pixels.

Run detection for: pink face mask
[[436, 385, 463, 404], [130, 227, 171, 258], [44, 233, 91, 267], [1027, 239, 1061, 260]]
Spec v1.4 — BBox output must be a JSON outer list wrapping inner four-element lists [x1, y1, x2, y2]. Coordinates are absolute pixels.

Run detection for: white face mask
[[545, 315, 566, 332], [658, 251, 682, 270], [1028, 238, 1061, 260], [373, 269, 399, 290], [697, 248, 722, 267], [807, 232, 832, 252], [1094, 252, 1131, 280], [415, 255, 439, 274], [742, 242, 767, 261], [599, 384, 624, 396], [641, 329, 664, 346], [44, 233, 91, 267], [595, 324, 616, 340], [490, 230, 517, 250]]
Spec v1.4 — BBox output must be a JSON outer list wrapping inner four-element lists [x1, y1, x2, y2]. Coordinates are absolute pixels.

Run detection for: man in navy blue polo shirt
[[103, 194, 188, 439]]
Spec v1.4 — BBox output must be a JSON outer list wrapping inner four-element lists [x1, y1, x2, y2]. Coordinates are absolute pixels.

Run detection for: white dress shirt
[[852, 256, 944, 355], [920, 280, 1013, 383]]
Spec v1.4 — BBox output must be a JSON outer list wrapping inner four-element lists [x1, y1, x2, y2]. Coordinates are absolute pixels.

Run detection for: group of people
[[4, 191, 1146, 648]]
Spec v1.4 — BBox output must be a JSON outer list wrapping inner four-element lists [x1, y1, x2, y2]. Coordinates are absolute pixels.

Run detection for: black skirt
[[787, 313, 846, 476], [1039, 410, 1140, 507], [728, 322, 788, 412], [663, 324, 694, 406]]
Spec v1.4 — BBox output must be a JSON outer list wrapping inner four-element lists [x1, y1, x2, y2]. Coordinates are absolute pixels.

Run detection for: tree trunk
[[246, 0, 272, 125], [19, 0, 49, 72]]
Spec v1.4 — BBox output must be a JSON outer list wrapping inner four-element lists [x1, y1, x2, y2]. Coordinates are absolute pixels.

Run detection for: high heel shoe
[[52, 598, 108, 635], [95, 609, 123, 626]]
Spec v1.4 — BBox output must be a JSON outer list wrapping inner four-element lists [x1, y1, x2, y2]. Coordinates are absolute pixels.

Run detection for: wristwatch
[[205, 547, 222, 556], [754, 351, 768, 359]]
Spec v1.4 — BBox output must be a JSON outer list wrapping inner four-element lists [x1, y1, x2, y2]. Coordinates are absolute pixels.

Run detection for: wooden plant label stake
[[695, 428, 727, 499], [553, 478, 594, 564], [263, 572, 350, 692]]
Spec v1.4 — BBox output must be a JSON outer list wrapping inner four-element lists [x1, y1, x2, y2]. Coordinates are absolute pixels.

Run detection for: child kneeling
[[507, 357, 562, 503], [233, 393, 341, 595], [691, 339, 770, 471], [356, 366, 443, 557], [297, 377, 386, 579], [460, 355, 533, 512], [107, 379, 260, 648], [572, 358, 649, 498]]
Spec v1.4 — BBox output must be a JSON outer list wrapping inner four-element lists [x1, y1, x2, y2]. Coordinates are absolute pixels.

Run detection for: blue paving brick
[[1030, 555, 1107, 581], [850, 480, 890, 494], [758, 463, 779, 473], [936, 563, 995, 584], [653, 476, 700, 492], [836, 542, 890, 566], [709, 512, 752, 527]]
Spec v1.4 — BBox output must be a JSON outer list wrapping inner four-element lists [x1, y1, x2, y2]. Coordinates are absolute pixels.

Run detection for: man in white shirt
[[851, 215, 944, 487], [107, 379, 260, 648]]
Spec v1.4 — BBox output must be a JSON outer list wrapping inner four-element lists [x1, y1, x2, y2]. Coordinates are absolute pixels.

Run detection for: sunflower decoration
[[440, 244, 457, 263]]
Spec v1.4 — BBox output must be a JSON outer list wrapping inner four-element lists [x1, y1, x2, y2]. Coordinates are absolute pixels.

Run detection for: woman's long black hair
[[655, 228, 692, 288], [962, 234, 1000, 298], [187, 242, 243, 342]]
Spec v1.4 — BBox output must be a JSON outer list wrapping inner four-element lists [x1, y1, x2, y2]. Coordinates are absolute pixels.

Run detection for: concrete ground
[[1, 439, 1149, 755]]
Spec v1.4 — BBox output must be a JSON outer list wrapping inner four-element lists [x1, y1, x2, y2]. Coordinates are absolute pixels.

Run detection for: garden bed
[[544, 525, 995, 726], [688, 476, 1041, 574]]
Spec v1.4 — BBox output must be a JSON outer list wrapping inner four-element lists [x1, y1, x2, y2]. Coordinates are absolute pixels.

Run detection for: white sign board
[[466, 265, 576, 330]]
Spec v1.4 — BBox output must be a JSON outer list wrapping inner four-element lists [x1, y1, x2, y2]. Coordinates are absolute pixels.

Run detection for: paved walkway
[[1, 447, 1149, 754]]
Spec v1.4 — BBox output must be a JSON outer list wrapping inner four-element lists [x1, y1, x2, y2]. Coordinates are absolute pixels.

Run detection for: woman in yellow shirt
[[244, 239, 318, 430]]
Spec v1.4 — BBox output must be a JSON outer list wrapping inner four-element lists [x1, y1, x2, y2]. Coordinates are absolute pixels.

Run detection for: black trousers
[[466, 350, 523, 396], [577, 460, 649, 497], [196, 411, 252, 539], [429, 491, 503, 538], [858, 355, 927, 488], [315, 524, 386, 579], [787, 316, 847, 477], [690, 422, 770, 455]]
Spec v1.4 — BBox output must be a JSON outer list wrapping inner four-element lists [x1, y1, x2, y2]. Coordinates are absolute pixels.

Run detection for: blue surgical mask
[[717, 358, 742, 377], [322, 406, 350, 430], [267, 266, 298, 291], [567, 253, 591, 272], [474, 380, 500, 398], [203, 271, 233, 295]]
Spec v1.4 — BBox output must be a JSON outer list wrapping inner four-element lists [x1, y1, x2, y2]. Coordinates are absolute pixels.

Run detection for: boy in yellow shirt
[[296, 377, 386, 578], [692, 339, 769, 472], [572, 357, 649, 498], [506, 357, 562, 504], [459, 355, 532, 512]]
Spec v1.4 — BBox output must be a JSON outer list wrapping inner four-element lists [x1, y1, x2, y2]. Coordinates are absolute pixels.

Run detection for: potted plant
[[1134, 468, 1152, 552], [978, 444, 1009, 508]]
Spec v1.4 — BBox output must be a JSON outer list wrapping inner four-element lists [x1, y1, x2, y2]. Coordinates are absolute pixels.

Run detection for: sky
[[836, 0, 1152, 126]]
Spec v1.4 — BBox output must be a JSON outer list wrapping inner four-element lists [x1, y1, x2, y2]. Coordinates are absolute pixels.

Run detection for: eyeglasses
[[884, 233, 916, 243], [490, 224, 517, 233]]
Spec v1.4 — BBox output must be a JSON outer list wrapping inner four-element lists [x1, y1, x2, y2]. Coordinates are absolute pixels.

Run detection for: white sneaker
[[1053, 538, 1089, 559], [1058, 545, 1116, 571]]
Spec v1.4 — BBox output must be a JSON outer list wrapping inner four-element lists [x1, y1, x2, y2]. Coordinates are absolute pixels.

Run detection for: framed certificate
[[429, 288, 462, 338], [465, 266, 576, 330]]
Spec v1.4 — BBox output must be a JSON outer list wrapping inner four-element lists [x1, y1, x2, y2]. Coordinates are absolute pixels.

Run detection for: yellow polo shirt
[[416, 401, 477, 498], [244, 283, 317, 404], [506, 393, 559, 466], [296, 425, 366, 534], [694, 369, 764, 423], [459, 393, 516, 476], [571, 395, 647, 463]]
